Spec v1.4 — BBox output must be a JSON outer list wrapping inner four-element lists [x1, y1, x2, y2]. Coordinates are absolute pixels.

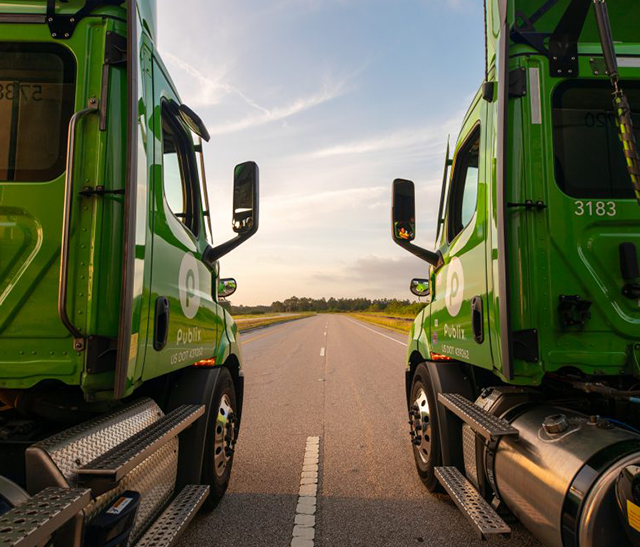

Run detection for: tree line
[[227, 297, 427, 317]]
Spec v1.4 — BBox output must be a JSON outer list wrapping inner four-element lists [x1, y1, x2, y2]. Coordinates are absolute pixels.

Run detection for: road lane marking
[[320, 347, 325, 357], [346, 317, 408, 346], [292, 436, 320, 547]]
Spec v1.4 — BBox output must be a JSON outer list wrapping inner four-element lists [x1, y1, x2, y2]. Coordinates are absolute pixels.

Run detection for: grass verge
[[349, 313, 413, 334], [236, 313, 315, 332]]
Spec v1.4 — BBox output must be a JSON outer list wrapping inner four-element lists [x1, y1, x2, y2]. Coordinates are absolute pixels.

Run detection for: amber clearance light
[[430, 352, 454, 362], [193, 358, 216, 367]]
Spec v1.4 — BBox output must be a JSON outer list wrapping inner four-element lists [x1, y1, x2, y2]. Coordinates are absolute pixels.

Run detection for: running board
[[435, 467, 510, 540], [78, 404, 204, 495], [438, 393, 518, 442], [0, 487, 90, 547], [134, 484, 210, 547]]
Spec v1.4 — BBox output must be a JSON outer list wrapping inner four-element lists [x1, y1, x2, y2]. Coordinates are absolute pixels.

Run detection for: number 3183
[[574, 200, 616, 217]]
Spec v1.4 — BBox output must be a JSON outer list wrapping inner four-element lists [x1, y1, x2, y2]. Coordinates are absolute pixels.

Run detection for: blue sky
[[157, 0, 484, 305]]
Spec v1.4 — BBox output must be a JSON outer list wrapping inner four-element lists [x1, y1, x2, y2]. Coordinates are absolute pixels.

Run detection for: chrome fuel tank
[[493, 404, 640, 547]]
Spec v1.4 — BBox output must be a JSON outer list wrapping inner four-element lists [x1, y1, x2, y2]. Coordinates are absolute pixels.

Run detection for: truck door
[[0, 41, 83, 383], [431, 101, 493, 369], [142, 59, 222, 381], [535, 80, 640, 374]]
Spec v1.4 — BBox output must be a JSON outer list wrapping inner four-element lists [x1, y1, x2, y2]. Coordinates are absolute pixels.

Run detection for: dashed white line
[[345, 317, 408, 346], [292, 436, 320, 547], [320, 347, 325, 357]]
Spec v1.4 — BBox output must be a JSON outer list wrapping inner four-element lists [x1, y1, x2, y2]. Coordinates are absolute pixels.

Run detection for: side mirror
[[202, 162, 260, 266], [391, 179, 442, 268], [218, 278, 237, 299], [233, 162, 259, 235], [410, 278, 430, 298], [392, 179, 416, 243]]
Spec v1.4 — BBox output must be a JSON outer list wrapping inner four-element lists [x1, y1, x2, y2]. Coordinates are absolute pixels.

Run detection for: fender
[[167, 365, 222, 490]]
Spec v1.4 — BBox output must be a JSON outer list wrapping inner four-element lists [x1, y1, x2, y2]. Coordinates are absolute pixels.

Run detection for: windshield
[[0, 43, 76, 182], [552, 80, 640, 199]]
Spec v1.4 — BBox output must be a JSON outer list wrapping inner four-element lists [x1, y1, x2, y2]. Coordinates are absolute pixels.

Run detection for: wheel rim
[[410, 388, 432, 464], [213, 394, 237, 477]]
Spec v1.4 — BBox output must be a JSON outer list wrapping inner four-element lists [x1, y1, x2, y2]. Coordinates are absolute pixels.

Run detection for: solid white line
[[345, 317, 408, 346], [320, 347, 325, 357], [292, 437, 320, 547]]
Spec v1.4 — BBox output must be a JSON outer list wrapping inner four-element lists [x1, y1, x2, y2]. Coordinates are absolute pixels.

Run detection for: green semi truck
[[0, 1, 259, 545], [392, 1, 640, 546]]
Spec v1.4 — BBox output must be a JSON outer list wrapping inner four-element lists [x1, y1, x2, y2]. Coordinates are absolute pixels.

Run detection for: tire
[[409, 363, 442, 492], [201, 367, 238, 510]]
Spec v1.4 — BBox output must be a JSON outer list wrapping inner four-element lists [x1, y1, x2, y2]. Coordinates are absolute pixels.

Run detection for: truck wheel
[[409, 363, 441, 492], [202, 367, 238, 510]]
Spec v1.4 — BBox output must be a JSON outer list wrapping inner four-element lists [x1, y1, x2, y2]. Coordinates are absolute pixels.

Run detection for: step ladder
[[435, 467, 510, 540], [78, 404, 204, 495], [0, 487, 90, 547], [437, 393, 519, 442], [134, 484, 210, 547]]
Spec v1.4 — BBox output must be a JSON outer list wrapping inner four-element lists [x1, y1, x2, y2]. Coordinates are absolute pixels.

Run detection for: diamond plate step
[[435, 467, 510, 540], [134, 485, 209, 547], [78, 404, 204, 494], [438, 393, 519, 442], [0, 487, 90, 547]]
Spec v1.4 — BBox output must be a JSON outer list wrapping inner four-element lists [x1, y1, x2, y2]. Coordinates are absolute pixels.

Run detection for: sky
[[156, 0, 485, 305]]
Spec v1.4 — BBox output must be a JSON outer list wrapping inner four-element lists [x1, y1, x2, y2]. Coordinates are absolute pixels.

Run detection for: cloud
[[207, 79, 350, 135], [161, 51, 271, 114], [312, 254, 431, 298], [294, 112, 464, 161]]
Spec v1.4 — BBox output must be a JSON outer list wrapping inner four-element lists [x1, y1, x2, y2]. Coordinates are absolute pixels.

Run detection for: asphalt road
[[177, 314, 541, 547]]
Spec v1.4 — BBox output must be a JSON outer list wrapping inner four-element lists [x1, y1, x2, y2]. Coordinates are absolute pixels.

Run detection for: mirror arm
[[394, 240, 443, 268], [203, 233, 252, 267]]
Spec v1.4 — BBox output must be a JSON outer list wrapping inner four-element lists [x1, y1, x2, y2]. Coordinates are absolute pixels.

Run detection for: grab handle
[[58, 99, 98, 350]]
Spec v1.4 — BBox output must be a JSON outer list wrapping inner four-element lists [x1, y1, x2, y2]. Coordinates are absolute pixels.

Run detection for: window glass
[[0, 43, 76, 182], [460, 158, 479, 228], [448, 127, 480, 241], [553, 81, 640, 199], [162, 127, 186, 221], [161, 108, 200, 236]]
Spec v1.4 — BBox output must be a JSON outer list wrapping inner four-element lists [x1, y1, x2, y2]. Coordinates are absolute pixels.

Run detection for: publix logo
[[178, 253, 200, 319], [445, 257, 464, 317]]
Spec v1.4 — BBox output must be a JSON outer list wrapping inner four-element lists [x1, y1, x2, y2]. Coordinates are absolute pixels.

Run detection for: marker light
[[430, 352, 454, 362], [193, 358, 216, 367]]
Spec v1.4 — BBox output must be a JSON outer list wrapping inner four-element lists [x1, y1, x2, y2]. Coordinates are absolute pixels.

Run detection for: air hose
[[593, 0, 640, 208]]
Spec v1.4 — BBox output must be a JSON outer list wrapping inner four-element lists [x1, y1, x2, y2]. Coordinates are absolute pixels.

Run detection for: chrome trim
[[57, 100, 98, 351], [529, 67, 542, 125], [115, 0, 139, 399]]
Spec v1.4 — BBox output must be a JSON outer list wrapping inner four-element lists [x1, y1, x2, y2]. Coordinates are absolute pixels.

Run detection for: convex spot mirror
[[410, 278, 430, 298], [392, 179, 416, 243], [233, 161, 259, 235], [218, 278, 237, 299]]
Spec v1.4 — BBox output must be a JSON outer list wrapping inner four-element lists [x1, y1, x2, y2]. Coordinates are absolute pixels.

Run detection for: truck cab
[[391, 1, 640, 546], [0, 1, 258, 545]]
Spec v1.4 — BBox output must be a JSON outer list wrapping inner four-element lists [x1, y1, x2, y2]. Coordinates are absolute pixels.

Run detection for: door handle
[[154, 297, 170, 351], [471, 296, 484, 344]]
